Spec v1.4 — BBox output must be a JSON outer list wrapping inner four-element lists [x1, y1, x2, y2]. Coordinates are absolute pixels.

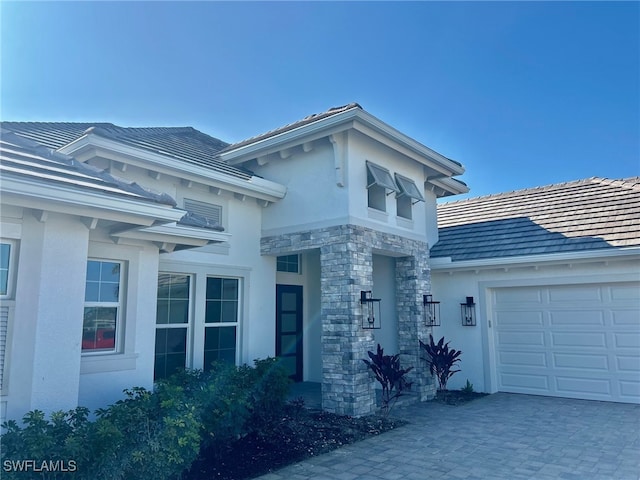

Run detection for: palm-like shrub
[[363, 344, 413, 416], [419, 335, 462, 391]]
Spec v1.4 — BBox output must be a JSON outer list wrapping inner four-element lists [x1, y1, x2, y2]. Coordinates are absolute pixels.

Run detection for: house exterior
[[0, 104, 469, 421], [430, 178, 640, 404]]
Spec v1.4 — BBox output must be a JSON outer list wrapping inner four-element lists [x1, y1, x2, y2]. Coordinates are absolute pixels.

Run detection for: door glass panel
[[282, 292, 297, 311], [282, 334, 297, 354], [279, 356, 297, 377], [282, 313, 297, 333]]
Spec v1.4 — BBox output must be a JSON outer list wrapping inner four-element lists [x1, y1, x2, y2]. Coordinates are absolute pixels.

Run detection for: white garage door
[[492, 282, 640, 403]]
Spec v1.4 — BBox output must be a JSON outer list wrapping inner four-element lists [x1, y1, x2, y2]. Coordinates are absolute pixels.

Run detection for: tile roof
[[0, 129, 177, 206], [0, 122, 254, 180], [220, 103, 362, 152], [430, 177, 640, 261]]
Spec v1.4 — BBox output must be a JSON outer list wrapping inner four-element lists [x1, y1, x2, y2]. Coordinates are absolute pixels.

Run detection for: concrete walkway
[[256, 393, 640, 480]]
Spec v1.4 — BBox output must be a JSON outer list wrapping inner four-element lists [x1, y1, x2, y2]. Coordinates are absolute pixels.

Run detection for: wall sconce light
[[461, 296, 476, 326], [423, 294, 440, 327], [360, 290, 381, 329]]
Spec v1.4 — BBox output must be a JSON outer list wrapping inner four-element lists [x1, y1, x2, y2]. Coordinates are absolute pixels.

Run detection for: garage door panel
[[555, 376, 612, 396], [612, 309, 640, 325], [495, 310, 543, 326], [549, 310, 605, 326], [549, 285, 603, 302], [500, 373, 549, 390], [614, 333, 640, 348], [497, 331, 545, 347], [620, 381, 640, 398], [499, 351, 547, 367], [610, 285, 640, 301], [495, 288, 542, 303], [552, 353, 609, 371], [551, 332, 607, 348], [493, 282, 640, 404], [617, 356, 640, 372]]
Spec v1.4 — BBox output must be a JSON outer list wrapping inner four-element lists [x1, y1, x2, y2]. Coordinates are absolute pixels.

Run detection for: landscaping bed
[[184, 402, 406, 480], [433, 389, 489, 406]]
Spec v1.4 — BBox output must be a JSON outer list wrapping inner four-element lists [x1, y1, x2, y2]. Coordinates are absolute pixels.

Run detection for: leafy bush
[[363, 344, 413, 416], [420, 334, 462, 391], [0, 357, 291, 480]]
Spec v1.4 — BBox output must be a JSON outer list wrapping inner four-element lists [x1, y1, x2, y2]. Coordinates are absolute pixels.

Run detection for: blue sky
[[1, 1, 638, 199]]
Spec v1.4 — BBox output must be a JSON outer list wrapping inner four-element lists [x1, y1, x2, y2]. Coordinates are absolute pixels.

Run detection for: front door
[[276, 284, 303, 382]]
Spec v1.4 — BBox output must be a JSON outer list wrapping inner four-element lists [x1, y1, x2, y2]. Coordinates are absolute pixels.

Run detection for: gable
[[431, 177, 640, 261]]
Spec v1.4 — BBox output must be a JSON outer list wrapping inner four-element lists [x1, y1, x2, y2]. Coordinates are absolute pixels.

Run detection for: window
[[277, 254, 300, 273], [155, 274, 190, 380], [366, 161, 398, 212], [184, 198, 222, 225], [83, 260, 123, 352], [0, 243, 11, 296], [204, 277, 238, 369], [395, 173, 425, 220], [153, 273, 240, 381]]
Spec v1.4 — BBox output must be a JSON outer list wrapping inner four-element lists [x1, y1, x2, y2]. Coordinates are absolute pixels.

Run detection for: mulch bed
[[183, 402, 406, 480], [184, 390, 488, 479], [433, 389, 489, 406]]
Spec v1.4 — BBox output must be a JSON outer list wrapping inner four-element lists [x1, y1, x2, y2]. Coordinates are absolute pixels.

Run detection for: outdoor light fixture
[[423, 294, 440, 327], [461, 296, 476, 326], [360, 290, 381, 330]]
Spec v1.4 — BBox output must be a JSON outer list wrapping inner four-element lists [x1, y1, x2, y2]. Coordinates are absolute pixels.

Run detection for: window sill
[[396, 216, 414, 229], [367, 208, 389, 223], [80, 352, 139, 374]]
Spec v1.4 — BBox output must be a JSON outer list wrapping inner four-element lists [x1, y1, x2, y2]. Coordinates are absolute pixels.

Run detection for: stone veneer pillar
[[261, 224, 436, 416]]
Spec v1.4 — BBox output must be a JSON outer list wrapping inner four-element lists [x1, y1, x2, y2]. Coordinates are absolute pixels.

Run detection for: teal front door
[[276, 284, 303, 382]]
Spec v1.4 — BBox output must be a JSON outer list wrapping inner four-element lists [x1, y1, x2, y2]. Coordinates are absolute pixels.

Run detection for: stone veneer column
[[320, 230, 376, 416], [261, 223, 436, 415], [395, 252, 436, 401]]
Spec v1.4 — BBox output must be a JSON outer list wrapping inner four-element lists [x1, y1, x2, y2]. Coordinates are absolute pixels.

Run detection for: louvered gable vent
[[183, 198, 222, 225]]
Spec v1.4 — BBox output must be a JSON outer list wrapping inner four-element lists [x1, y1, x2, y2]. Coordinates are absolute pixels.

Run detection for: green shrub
[[1, 357, 290, 480], [1, 407, 121, 480]]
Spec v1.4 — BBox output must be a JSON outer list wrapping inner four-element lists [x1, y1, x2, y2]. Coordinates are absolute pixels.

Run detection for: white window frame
[[0, 240, 17, 299], [366, 161, 399, 212], [82, 259, 125, 355], [277, 254, 301, 274], [395, 173, 425, 220], [154, 273, 193, 381], [153, 268, 244, 379], [203, 276, 240, 369]]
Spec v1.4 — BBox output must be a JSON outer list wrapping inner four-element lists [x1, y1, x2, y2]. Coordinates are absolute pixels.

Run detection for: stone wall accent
[[262, 224, 435, 415]]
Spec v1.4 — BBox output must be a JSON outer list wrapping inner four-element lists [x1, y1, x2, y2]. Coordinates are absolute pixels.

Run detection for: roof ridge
[[590, 176, 640, 192], [439, 177, 629, 206], [220, 102, 362, 152]]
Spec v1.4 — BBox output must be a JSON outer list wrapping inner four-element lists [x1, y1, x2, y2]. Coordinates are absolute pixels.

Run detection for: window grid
[[277, 255, 300, 273], [154, 274, 191, 381], [204, 277, 239, 370], [83, 260, 123, 353]]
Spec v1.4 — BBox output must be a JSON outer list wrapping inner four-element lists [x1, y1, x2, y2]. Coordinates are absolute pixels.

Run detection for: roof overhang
[[59, 133, 287, 202], [0, 174, 185, 227], [110, 223, 231, 253], [219, 108, 466, 195], [430, 247, 640, 273]]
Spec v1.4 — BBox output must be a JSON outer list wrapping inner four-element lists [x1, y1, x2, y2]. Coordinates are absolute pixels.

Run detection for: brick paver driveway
[[257, 393, 640, 480]]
